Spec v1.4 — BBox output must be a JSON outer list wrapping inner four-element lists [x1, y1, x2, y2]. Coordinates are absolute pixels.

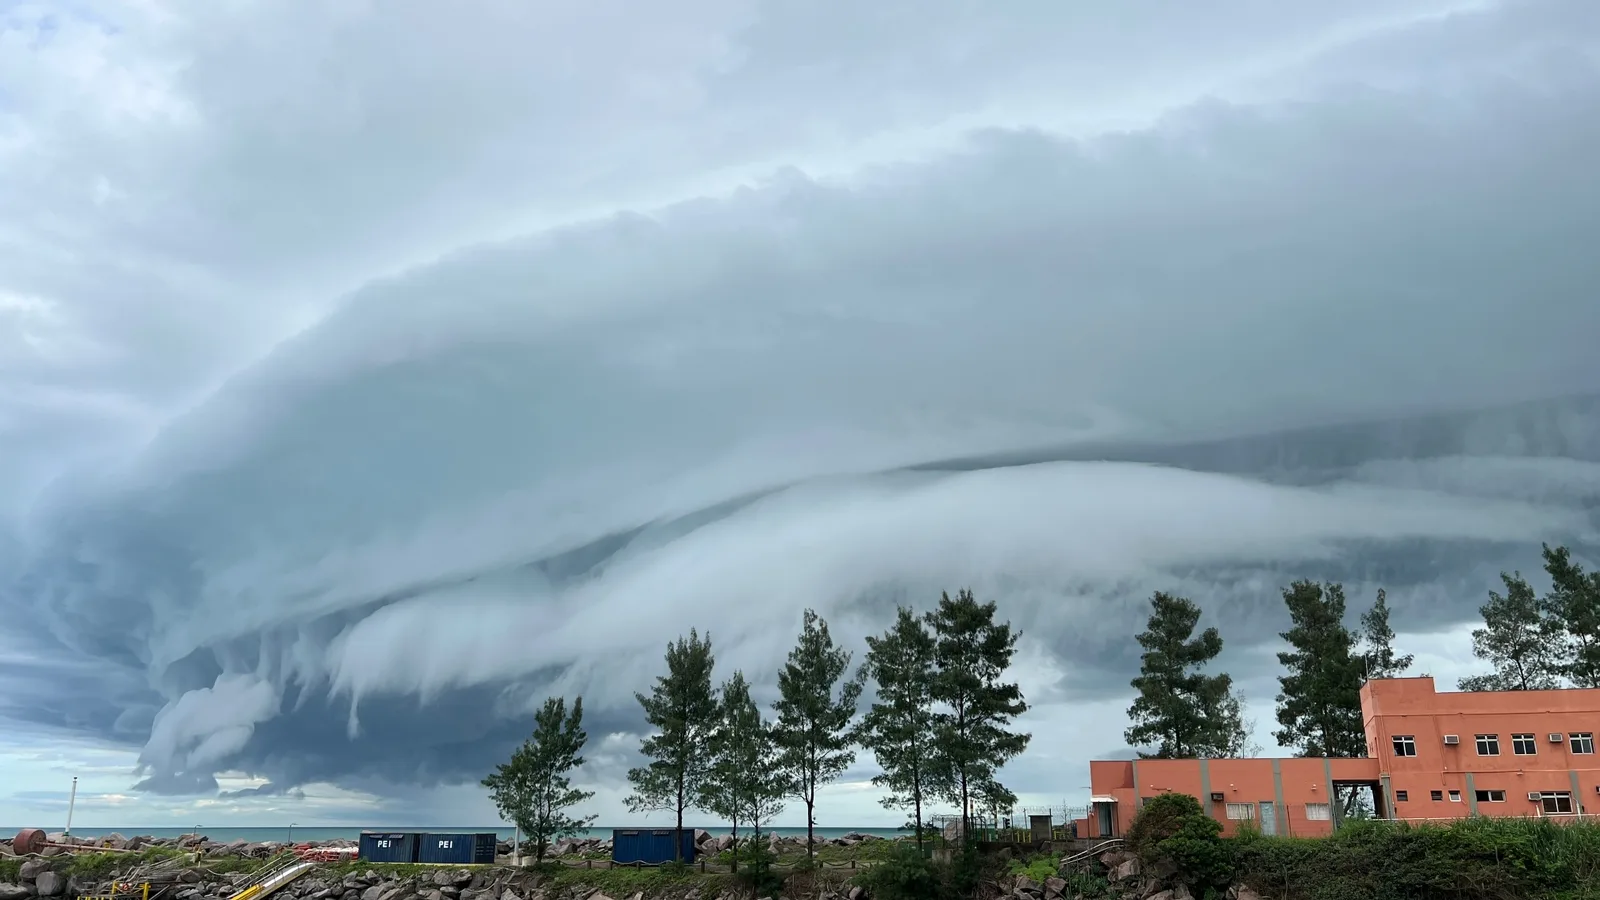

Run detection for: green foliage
[[857, 606, 941, 850], [1459, 570, 1567, 691], [1273, 580, 1365, 758], [1232, 816, 1600, 900], [0, 857, 21, 883], [1125, 793, 1235, 896], [626, 628, 719, 856], [730, 841, 785, 897], [773, 608, 863, 860], [925, 588, 1030, 832], [1006, 853, 1058, 883], [1540, 543, 1600, 687], [483, 694, 596, 865], [705, 670, 787, 872], [854, 841, 944, 900], [1124, 591, 1247, 759], [1359, 588, 1414, 680]]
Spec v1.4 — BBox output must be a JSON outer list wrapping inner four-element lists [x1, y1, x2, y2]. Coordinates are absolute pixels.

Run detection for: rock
[[1043, 876, 1067, 899], [35, 872, 65, 898], [499, 890, 520, 900], [848, 888, 864, 900], [0, 885, 29, 900], [1111, 858, 1140, 882], [1228, 888, 1262, 900], [18, 861, 49, 881], [360, 886, 386, 900]]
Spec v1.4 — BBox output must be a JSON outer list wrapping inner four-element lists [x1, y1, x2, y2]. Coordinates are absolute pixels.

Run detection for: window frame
[[1512, 733, 1537, 755], [1395, 790, 1409, 802], [1474, 734, 1500, 756], [1430, 790, 1443, 801], [1224, 802, 1255, 821], [1448, 790, 1462, 803], [1538, 792, 1575, 815], [1392, 735, 1418, 757], [1571, 732, 1595, 755], [1304, 802, 1331, 821], [1473, 789, 1506, 803]]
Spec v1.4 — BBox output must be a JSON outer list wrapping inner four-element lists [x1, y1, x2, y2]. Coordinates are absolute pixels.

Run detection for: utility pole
[[65, 777, 78, 836]]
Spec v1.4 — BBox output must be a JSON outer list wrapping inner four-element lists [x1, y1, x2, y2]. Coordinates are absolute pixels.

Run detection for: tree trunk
[[805, 795, 816, 862], [730, 816, 739, 875]]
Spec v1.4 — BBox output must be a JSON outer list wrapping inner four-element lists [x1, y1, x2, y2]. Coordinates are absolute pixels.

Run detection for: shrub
[[1125, 792, 1234, 896], [855, 841, 943, 900]]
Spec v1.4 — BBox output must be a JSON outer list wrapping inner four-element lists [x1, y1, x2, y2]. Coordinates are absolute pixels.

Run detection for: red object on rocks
[[13, 829, 46, 856]]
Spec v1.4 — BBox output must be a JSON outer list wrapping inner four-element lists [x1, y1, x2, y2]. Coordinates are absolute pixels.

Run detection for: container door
[[1259, 802, 1277, 836]]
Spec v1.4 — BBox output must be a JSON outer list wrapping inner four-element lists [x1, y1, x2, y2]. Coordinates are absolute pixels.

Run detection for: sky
[[2, 0, 1599, 829]]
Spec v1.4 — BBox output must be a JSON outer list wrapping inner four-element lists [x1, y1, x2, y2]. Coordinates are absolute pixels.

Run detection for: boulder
[[1228, 888, 1262, 900], [1111, 858, 1140, 882], [35, 872, 65, 898], [0, 885, 29, 900], [18, 860, 49, 881], [1043, 876, 1067, 899]]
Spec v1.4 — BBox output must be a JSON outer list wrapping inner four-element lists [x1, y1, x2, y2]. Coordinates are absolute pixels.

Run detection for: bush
[[1125, 792, 1235, 896], [855, 841, 944, 900]]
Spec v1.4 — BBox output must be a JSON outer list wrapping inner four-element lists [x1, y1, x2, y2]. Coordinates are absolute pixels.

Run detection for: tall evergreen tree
[[1541, 544, 1600, 687], [1273, 580, 1365, 758], [1123, 591, 1245, 759], [772, 609, 863, 862], [926, 589, 1031, 838], [626, 629, 718, 860], [1219, 690, 1261, 758], [482, 696, 596, 866], [1459, 571, 1566, 691], [1359, 588, 1414, 681], [857, 606, 942, 853], [707, 671, 786, 875]]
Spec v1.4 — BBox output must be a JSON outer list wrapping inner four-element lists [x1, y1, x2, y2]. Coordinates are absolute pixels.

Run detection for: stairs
[[227, 858, 318, 900]]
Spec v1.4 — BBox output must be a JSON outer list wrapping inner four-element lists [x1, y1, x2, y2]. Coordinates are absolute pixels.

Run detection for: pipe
[[66, 777, 78, 836]]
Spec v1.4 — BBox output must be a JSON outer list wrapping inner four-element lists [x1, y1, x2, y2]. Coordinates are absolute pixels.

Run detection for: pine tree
[[772, 609, 863, 863], [626, 629, 718, 860], [926, 589, 1031, 838], [1459, 571, 1566, 691], [707, 671, 786, 875], [1219, 690, 1261, 758], [482, 696, 597, 866], [1359, 588, 1414, 680], [1273, 580, 1365, 758], [1123, 591, 1245, 759], [1541, 544, 1600, 687], [857, 606, 942, 852]]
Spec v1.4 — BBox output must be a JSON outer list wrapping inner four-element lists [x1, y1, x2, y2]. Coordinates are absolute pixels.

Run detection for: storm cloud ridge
[[2, 0, 1599, 801]]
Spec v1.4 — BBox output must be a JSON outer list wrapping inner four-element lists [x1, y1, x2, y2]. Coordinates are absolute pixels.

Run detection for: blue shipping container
[[611, 829, 696, 865], [417, 832, 498, 865], [359, 832, 419, 863]]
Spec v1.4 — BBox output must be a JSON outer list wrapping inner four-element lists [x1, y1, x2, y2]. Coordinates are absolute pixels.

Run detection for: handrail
[[1059, 838, 1124, 868]]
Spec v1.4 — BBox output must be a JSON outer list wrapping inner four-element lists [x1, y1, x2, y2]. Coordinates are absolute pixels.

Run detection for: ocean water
[[4, 826, 907, 844]]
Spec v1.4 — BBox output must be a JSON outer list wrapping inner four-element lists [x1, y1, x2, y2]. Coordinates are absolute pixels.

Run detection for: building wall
[[1083, 679, 1600, 837], [1083, 757, 1380, 839], [1361, 677, 1599, 819]]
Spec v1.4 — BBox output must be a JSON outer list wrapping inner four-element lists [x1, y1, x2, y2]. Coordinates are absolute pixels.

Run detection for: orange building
[[1079, 677, 1600, 839]]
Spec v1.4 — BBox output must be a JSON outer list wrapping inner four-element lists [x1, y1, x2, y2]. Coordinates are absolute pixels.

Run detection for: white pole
[[65, 777, 78, 836], [513, 823, 520, 867]]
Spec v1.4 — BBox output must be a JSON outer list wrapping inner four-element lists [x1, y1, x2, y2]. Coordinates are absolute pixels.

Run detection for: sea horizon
[[2, 825, 910, 843]]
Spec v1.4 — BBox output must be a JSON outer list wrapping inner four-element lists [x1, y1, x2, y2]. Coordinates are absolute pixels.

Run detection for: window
[[1513, 733, 1537, 755], [1304, 803, 1331, 821], [1225, 803, 1255, 820], [1475, 734, 1500, 756], [1430, 790, 1443, 801], [1572, 733, 1595, 755], [1395, 790, 1409, 802], [1538, 792, 1575, 815], [1449, 790, 1462, 803], [1474, 790, 1506, 803], [1392, 735, 1417, 757]]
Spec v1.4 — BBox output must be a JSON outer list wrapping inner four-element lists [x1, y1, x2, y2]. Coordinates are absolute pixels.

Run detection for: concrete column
[[1572, 770, 1584, 815], [1131, 759, 1142, 811], [1271, 758, 1287, 835], [1323, 758, 1340, 828], [1200, 759, 1214, 819], [1465, 773, 1479, 815], [1380, 774, 1395, 819]]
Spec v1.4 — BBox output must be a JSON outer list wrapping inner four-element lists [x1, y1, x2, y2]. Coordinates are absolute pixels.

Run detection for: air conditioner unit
[[1550, 733, 1564, 742], [1443, 734, 1460, 744], [1529, 792, 1544, 801]]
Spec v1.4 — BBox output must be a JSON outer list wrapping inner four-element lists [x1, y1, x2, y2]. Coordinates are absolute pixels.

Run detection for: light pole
[[289, 823, 296, 846], [65, 777, 78, 836]]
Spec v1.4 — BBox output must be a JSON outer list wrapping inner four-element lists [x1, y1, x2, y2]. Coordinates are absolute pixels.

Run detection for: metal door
[[1259, 801, 1278, 836], [1096, 802, 1115, 837]]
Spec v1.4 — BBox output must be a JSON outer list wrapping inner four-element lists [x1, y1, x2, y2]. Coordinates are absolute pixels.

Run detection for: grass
[[549, 864, 731, 896]]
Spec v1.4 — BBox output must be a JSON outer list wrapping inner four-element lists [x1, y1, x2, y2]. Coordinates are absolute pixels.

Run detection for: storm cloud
[[2, 0, 1599, 819]]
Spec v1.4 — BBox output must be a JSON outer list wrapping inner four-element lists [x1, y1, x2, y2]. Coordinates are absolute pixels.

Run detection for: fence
[[930, 806, 1090, 844]]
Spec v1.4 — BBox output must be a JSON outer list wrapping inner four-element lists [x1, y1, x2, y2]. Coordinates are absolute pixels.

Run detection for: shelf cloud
[[1, 0, 1598, 812]]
